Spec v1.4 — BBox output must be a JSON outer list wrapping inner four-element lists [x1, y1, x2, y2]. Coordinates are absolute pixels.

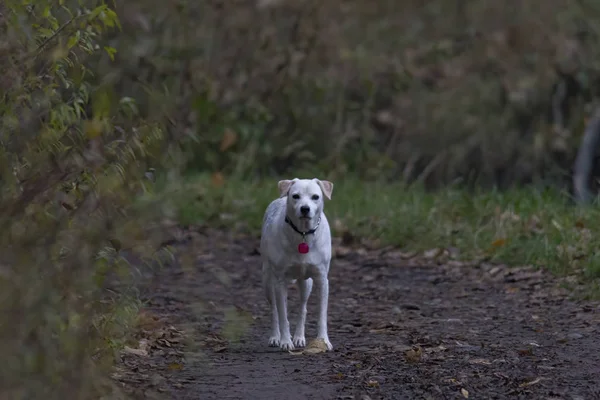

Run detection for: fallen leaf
[[303, 338, 329, 354], [400, 251, 418, 259], [575, 219, 585, 229], [423, 248, 443, 259], [122, 346, 148, 357], [519, 377, 542, 388], [491, 238, 506, 248], [136, 310, 162, 330], [518, 348, 533, 356], [366, 379, 379, 388], [288, 338, 329, 355], [468, 358, 491, 365], [211, 172, 225, 187], [461, 388, 469, 398], [219, 129, 238, 152], [404, 346, 422, 363], [168, 363, 183, 371]]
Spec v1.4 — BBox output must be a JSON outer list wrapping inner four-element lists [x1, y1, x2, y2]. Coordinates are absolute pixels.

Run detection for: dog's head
[[278, 178, 333, 230]]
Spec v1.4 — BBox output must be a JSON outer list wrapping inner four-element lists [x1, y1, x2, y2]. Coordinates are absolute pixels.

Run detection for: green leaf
[[92, 86, 115, 119], [67, 33, 79, 49], [103, 46, 117, 61]]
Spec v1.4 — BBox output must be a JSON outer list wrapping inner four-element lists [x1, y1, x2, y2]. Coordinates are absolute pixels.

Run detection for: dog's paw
[[317, 336, 333, 351], [268, 336, 281, 347], [279, 338, 294, 351], [292, 335, 306, 348]]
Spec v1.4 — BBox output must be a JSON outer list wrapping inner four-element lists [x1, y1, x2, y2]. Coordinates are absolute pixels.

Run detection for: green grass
[[173, 174, 600, 284]]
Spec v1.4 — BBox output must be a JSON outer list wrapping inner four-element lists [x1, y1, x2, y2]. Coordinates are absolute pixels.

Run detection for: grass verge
[[174, 174, 600, 290]]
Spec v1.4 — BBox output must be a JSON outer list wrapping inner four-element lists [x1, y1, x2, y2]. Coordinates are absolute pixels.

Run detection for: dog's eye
[[311, 194, 320, 200], [292, 194, 300, 200]]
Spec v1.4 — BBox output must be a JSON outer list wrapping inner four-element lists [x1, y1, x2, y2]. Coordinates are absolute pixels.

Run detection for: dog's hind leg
[[263, 266, 280, 347], [292, 278, 312, 348]]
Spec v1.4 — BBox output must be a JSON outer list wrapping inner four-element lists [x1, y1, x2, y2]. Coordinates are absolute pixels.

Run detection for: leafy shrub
[[0, 1, 181, 398], [100, 0, 600, 187]]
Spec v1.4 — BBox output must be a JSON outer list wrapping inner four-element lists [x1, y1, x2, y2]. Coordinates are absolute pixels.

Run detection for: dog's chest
[[284, 261, 319, 280]]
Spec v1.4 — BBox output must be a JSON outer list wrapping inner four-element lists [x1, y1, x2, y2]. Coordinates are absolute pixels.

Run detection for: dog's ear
[[315, 179, 334, 200], [278, 179, 297, 197]]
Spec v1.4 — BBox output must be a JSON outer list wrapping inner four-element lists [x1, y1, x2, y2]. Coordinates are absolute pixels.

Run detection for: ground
[[113, 228, 600, 400]]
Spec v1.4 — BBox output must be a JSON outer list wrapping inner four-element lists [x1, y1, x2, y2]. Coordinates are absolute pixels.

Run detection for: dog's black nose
[[300, 206, 310, 215]]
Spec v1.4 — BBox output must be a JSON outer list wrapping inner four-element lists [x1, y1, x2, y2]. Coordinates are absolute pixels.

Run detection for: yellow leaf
[[219, 129, 238, 152], [168, 363, 183, 371], [461, 388, 469, 398], [491, 238, 506, 248], [211, 172, 224, 187], [404, 346, 422, 363], [303, 338, 328, 354], [84, 119, 103, 138], [288, 338, 329, 355]]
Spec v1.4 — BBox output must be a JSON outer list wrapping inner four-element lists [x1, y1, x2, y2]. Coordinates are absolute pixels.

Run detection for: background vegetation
[[3, 0, 600, 398]]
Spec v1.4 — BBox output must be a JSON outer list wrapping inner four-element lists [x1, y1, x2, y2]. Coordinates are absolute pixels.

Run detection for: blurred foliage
[[0, 1, 182, 398], [5, 0, 600, 397], [98, 0, 600, 188]]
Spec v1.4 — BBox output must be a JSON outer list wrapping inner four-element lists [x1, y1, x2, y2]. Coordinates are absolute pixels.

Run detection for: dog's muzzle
[[299, 205, 310, 217]]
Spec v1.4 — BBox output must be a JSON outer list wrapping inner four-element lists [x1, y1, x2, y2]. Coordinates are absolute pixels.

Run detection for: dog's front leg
[[267, 284, 280, 347], [293, 278, 313, 347], [263, 268, 280, 346], [275, 278, 294, 350], [314, 273, 333, 351]]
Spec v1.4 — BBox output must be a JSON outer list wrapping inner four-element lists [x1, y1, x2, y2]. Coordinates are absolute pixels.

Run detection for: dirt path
[[115, 229, 600, 400]]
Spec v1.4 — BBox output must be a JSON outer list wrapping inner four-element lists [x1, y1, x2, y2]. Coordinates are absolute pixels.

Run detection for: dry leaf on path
[[461, 388, 469, 398], [366, 379, 379, 388], [123, 346, 149, 357], [303, 338, 329, 354], [168, 362, 184, 371], [519, 377, 543, 387], [468, 358, 491, 365], [289, 338, 329, 355], [423, 248, 444, 259], [404, 346, 422, 363]]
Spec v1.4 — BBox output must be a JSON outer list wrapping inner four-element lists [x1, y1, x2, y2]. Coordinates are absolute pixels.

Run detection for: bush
[[0, 1, 181, 398], [97, 0, 600, 187]]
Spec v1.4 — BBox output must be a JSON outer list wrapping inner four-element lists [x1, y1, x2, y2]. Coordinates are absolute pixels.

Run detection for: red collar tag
[[298, 242, 309, 254]]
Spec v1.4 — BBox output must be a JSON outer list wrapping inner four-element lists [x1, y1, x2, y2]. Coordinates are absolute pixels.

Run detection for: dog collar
[[285, 216, 321, 254]]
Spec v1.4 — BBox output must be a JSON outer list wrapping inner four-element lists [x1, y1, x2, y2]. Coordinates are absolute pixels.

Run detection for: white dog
[[260, 178, 334, 351]]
